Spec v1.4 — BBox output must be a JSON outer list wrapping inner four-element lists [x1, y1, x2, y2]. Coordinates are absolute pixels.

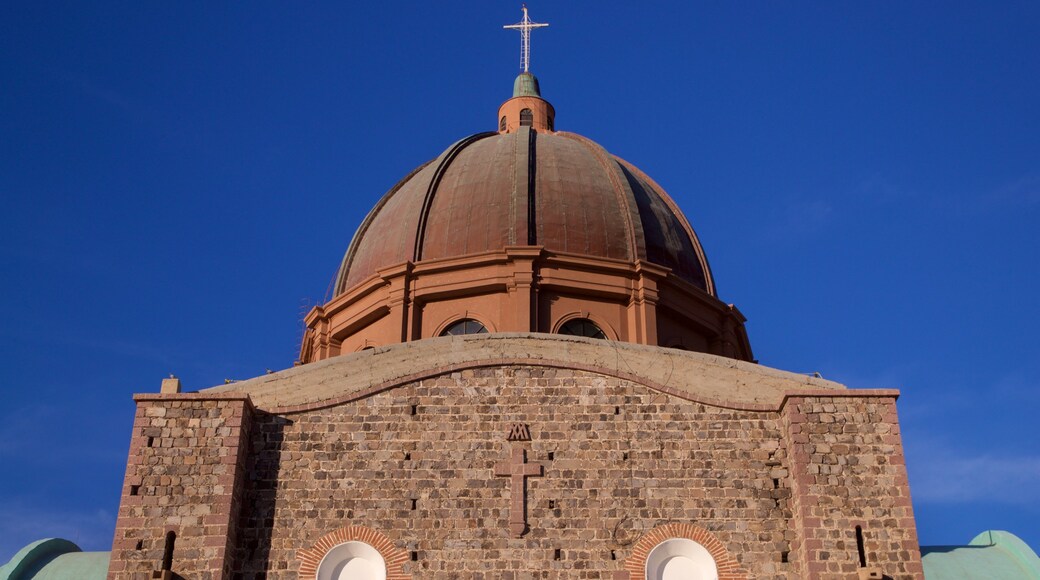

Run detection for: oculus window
[[317, 541, 386, 580], [645, 538, 718, 580]]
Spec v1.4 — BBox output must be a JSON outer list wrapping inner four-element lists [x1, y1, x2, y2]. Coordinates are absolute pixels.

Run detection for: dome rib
[[334, 131, 715, 297], [555, 132, 647, 262], [517, 126, 536, 246], [335, 159, 433, 295], [615, 157, 716, 296], [414, 132, 497, 262], [336, 132, 496, 294]]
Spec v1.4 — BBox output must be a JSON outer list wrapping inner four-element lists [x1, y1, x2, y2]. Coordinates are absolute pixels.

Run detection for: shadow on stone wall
[[232, 411, 291, 578]]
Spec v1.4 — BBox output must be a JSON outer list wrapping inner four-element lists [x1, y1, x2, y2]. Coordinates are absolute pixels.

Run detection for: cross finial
[[504, 4, 549, 73]]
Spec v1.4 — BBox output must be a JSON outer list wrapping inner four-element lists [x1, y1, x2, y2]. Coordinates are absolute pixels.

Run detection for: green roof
[[0, 539, 109, 580], [512, 72, 541, 98], [922, 530, 1040, 579]]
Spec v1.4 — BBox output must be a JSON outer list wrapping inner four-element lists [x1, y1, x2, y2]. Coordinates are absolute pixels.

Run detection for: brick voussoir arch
[[298, 525, 411, 579], [622, 523, 748, 580]]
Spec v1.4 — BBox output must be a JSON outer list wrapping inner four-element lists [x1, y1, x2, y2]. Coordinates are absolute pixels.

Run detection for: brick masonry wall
[[107, 394, 253, 580], [233, 366, 796, 578], [781, 395, 924, 580]]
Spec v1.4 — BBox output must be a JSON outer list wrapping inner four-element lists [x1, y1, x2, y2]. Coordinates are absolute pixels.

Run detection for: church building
[[2, 7, 1037, 580]]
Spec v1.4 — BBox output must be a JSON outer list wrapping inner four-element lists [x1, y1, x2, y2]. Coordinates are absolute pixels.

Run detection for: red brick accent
[[297, 526, 410, 579], [781, 395, 925, 579], [621, 523, 748, 580]]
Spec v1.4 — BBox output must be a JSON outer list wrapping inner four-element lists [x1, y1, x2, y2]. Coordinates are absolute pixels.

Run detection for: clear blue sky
[[1, 1, 1037, 559]]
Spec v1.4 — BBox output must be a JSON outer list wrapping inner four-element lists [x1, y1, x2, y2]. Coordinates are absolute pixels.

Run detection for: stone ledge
[[203, 334, 859, 412], [134, 392, 254, 405]]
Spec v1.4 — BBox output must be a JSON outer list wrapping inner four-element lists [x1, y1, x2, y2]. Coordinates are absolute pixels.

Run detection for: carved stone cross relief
[[494, 446, 543, 538]]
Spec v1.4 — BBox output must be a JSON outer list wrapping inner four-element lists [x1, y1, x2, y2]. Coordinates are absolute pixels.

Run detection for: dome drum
[[499, 96, 555, 133], [299, 246, 751, 363]]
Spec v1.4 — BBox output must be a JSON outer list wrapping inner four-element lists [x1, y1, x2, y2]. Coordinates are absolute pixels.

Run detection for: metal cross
[[503, 4, 549, 73], [494, 447, 543, 537]]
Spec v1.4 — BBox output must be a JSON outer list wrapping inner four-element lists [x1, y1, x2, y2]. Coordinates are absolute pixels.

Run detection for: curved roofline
[[921, 530, 1040, 579], [335, 132, 498, 294], [213, 333, 843, 412], [0, 538, 110, 580], [413, 132, 498, 261], [334, 130, 717, 297], [335, 160, 433, 295]]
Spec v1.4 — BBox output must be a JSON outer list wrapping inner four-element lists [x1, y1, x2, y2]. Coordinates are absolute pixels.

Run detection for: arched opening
[[645, 538, 718, 580], [500, 116, 507, 131], [317, 541, 387, 580], [440, 318, 489, 336], [519, 108, 533, 126], [558, 318, 606, 339]]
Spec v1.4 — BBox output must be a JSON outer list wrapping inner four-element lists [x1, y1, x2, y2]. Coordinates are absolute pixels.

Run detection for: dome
[[299, 73, 751, 364], [335, 130, 714, 296]]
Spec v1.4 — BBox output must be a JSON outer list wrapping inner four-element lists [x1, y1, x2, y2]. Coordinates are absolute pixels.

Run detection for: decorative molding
[[297, 525, 410, 580], [302, 244, 752, 364], [621, 523, 748, 580]]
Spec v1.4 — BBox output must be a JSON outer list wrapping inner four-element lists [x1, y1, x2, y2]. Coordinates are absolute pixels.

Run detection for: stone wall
[[781, 395, 924, 579], [107, 394, 253, 580], [232, 366, 794, 578], [106, 361, 923, 579]]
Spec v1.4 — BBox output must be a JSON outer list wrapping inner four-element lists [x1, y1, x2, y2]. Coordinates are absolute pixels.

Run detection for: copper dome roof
[[335, 129, 716, 296]]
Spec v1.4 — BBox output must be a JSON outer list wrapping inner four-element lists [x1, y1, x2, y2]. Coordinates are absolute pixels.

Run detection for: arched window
[[558, 318, 606, 339], [317, 541, 386, 580], [519, 108, 533, 126], [499, 116, 507, 131], [645, 538, 718, 580], [440, 318, 488, 336]]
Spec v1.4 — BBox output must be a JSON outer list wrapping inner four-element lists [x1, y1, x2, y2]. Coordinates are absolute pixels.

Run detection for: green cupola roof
[[512, 72, 541, 98]]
